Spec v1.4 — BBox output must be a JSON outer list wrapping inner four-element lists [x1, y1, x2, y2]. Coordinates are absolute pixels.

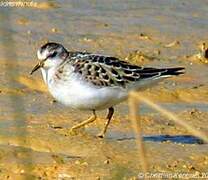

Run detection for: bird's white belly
[[46, 72, 127, 110]]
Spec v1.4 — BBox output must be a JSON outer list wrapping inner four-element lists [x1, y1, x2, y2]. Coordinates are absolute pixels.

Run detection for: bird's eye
[[48, 51, 57, 59]]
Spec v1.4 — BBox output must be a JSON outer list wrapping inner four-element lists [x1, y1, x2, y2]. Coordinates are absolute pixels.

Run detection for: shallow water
[[0, 0, 208, 179]]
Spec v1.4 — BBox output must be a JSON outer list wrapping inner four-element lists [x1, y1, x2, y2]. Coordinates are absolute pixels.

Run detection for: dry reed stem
[[130, 91, 208, 143], [128, 94, 148, 174]]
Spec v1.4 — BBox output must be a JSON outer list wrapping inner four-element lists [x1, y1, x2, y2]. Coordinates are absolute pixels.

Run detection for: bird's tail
[[160, 67, 185, 77]]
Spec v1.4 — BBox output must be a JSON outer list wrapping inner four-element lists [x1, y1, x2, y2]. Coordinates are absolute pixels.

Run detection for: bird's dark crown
[[38, 42, 69, 61], [40, 42, 65, 53]]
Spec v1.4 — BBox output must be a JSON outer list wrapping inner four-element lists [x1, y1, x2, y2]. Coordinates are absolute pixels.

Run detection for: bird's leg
[[70, 110, 97, 132], [97, 107, 114, 138]]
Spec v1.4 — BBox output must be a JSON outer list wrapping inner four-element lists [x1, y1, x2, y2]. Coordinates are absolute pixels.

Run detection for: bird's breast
[[42, 69, 127, 110]]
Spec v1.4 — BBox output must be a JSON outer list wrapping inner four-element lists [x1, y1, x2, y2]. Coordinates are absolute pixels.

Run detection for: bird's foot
[[96, 132, 105, 138], [67, 128, 79, 136]]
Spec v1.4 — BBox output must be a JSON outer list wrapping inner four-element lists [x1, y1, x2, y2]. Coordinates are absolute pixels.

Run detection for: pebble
[[104, 159, 110, 164], [51, 28, 58, 33]]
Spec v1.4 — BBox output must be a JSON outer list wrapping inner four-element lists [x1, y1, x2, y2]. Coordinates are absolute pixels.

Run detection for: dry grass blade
[[130, 91, 208, 143], [128, 94, 148, 174]]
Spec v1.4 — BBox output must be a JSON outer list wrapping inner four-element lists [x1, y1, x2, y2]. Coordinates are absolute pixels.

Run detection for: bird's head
[[30, 42, 69, 75]]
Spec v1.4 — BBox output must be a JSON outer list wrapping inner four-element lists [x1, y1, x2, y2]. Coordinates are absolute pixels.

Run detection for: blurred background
[[0, 0, 208, 179]]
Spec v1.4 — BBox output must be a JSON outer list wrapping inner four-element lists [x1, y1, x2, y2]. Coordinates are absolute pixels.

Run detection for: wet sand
[[0, 0, 208, 179]]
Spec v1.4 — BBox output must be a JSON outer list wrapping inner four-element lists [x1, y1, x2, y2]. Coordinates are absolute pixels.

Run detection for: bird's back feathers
[[63, 52, 185, 88]]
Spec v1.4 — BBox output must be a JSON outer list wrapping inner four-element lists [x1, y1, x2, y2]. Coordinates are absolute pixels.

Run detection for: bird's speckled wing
[[67, 52, 184, 88]]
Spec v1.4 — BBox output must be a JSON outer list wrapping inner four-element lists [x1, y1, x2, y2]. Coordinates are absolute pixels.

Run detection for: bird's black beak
[[30, 60, 44, 75]]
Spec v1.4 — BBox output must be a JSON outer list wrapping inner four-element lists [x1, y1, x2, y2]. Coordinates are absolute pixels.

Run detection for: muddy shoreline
[[0, 0, 208, 179]]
